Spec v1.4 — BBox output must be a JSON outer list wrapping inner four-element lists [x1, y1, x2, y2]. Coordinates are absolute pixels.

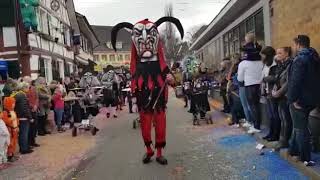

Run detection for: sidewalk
[[209, 98, 320, 179], [0, 111, 111, 180]]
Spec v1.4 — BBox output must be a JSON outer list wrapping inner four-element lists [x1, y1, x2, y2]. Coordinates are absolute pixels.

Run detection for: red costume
[[111, 17, 184, 165]]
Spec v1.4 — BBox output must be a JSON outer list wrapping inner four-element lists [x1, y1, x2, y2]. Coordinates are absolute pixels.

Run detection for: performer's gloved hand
[[166, 74, 175, 86]]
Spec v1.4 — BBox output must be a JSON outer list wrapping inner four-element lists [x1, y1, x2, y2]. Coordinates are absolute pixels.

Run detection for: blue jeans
[[289, 104, 312, 162], [54, 108, 64, 128], [230, 93, 245, 124], [239, 87, 252, 123], [19, 120, 30, 152]]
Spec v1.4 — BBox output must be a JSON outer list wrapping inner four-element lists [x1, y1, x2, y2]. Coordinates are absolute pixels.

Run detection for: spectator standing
[[12, 82, 33, 154], [272, 47, 293, 149], [288, 35, 320, 166], [220, 58, 232, 113], [237, 33, 263, 134], [261, 46, 281, 142], [228, 54, 245, 126], [26, 79, 40, 147], [53, 88, 64, 132], [36, 77, 51, 136]]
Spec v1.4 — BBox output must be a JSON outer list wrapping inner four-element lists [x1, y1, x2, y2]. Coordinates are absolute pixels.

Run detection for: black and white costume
[[101, 70, 119, 118], [190, 71, 211, 125]]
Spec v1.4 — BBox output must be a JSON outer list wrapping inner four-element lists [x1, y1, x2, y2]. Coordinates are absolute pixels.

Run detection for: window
[[64, 27, 71, 46], [255, 10, 265, 46], [116, 42, 123, 49], [94, 55, 99, 61], [239, 22, 246, 45], [106, 42, 112, 49], [110, 55, 115, 61], [39, 9, 49, 34], [52, 60, 60, 80], [125, 54, 130, 60], [246, 17, 255, 33], [118, 54, 123, 61], [233, 27, 240, 54], [2, 27, 17, 47], [64, 62, 70, 76], [223, 35, 229, 58], [101, 55, 107, 61]]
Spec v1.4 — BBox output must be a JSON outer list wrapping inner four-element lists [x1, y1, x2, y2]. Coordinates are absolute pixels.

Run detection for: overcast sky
[[73, 0, 228, 39]]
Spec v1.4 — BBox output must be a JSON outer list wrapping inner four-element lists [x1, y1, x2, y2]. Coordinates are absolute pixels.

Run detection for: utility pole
[[13, 0, 22, 77]]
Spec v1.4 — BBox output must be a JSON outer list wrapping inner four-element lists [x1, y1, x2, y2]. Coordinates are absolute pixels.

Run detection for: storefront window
[[239, 22, 246, 45], [246, 17, 255, 33], [223, 35, 229, 58], [255, 10, 265, 46]]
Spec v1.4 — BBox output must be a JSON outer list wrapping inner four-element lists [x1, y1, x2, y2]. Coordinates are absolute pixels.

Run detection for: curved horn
[[155, 16, 184, 39], [111, 22, 133, 51]]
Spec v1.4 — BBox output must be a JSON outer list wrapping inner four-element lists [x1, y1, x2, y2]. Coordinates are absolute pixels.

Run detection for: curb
[[209, 98, 320, 180]]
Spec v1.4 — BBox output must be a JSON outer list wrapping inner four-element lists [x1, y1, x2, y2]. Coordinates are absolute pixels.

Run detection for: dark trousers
[[19, 120, 30, 152], [221, 91, 230, 112], [245, 85, 261, 129], [127, 93, 133, 113], [266, 98, 281, 139], [278, 99, 292, 147], [230, 93, 245, 124], [37, 114, 48, 135], [289, 104, 312, 162], [29, 112, 38, 146]]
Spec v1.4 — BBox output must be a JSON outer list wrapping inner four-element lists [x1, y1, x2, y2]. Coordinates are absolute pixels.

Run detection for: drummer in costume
[[111, 17, 183, 165]]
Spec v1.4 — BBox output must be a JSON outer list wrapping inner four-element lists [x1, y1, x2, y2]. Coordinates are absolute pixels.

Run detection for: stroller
[[72, 88, 100, 137]]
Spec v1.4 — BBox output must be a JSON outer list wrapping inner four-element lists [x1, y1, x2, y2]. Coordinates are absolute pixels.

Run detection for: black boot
[[156, 156, 168, 165], [142, 152, 154, 164]]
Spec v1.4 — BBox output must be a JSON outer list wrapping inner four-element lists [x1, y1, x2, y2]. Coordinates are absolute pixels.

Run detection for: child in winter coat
[[2, 97, 19, 162], [0, 115, 10, 165]]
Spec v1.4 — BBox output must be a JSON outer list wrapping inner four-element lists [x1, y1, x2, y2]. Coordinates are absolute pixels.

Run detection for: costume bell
[[111, 17, 184, 165]]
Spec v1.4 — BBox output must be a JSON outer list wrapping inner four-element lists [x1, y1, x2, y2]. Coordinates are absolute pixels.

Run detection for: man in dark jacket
[[12, 82, 33, 154], [288, 35, 320, 166]]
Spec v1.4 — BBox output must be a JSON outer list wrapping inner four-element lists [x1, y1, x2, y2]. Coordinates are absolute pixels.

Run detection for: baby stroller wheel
[[91, 127, 98, 136], [72, 127, 77, 137]]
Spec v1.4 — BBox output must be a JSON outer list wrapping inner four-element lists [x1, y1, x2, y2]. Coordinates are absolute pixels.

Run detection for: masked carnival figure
[[101, 66, 119, 118], [111, 17, 184, 165], [79, 72, 101, 88], [190, 66, 211, 125]]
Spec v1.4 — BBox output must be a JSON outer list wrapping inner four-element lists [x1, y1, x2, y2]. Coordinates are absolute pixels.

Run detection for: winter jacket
[[288, 48, 320, 109], [241, 42, 262, 61], [37, 85, 51, 116], [53, 91, 64, 109], [12, 91, 32, 120], [26, 86, 39, 112], [237, 60, 263, 86], [272, 58, 293, 100], [262, 61, 278, 97]]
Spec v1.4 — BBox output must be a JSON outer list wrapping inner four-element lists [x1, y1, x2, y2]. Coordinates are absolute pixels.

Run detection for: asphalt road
[[73, 92, 307, 180]]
